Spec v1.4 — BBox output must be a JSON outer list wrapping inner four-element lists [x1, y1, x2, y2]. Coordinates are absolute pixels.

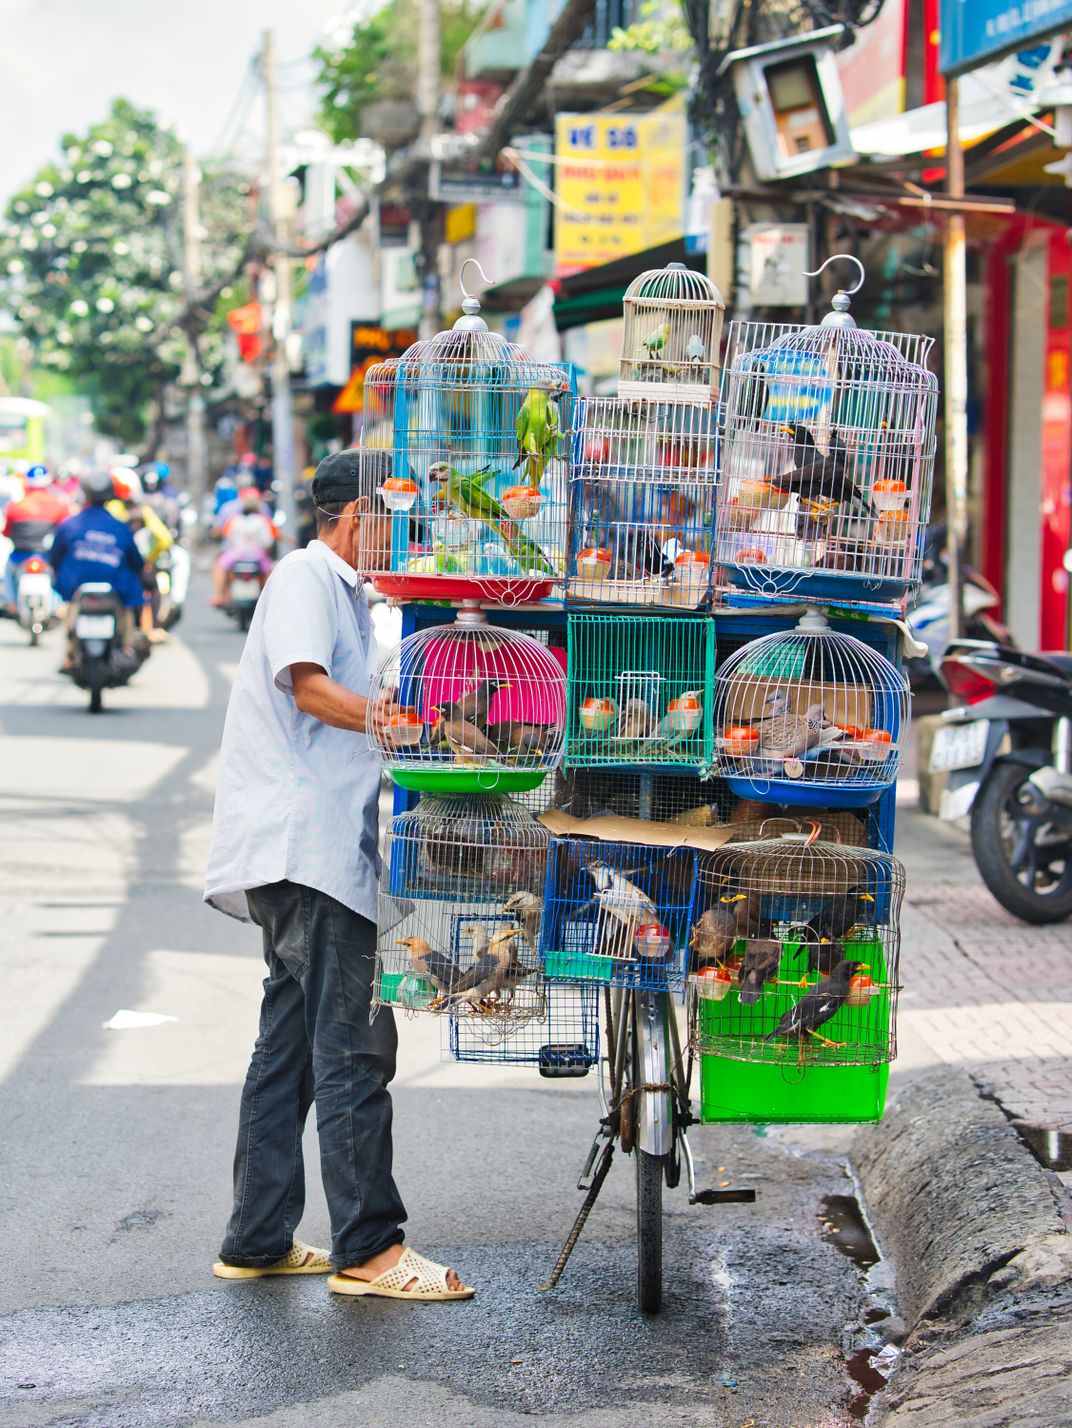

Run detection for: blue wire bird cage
[[711, 608, 911, 808], [374, 793, 550, 1023], [540, 835, 698, 994], [713, 256, 938, 616], [566, 396, 718, 608], [448, 983, 601, 1072], [359, 263, 574, 605]]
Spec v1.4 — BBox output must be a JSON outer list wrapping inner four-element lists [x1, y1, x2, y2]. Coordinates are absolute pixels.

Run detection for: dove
[[684, 333, 705, 363], [616, 698, 657, 743], [758, 702, 831, 760]]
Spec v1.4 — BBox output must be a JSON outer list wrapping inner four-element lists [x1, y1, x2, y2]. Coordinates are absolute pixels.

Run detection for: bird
[[685, 333, 705, 363], [640, 321, 671, 360], [736, 938, 782, 1006], [514, 385, 563, 484], [616, 698, 657, 743], [488, 720, 548, 757], [427, 462, 554, 575], [396, 936, 460, 999], [448, 926, 524, 1010], [765, 958, 864, 1048], [799, 890, 876, 947], [588, 861, 658, 961], [777, 425, 863, 507], [456, 677, 511, 729], [504, 889, 542, 952], [689, 901, 740, 968], [758, 701, 831, 760], [431, 702, 497, 764]]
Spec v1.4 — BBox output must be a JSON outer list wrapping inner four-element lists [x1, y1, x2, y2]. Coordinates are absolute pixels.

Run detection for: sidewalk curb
[[852, 1066, 1072, 1424]]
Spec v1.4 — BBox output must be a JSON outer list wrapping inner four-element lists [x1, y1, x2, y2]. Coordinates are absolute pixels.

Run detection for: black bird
[[736, 938, 782, 1006], [457, 677, 511, 729], [765, 958, 864, 1045], [778, 425, 870, 536], [798, 890, 875, 973]]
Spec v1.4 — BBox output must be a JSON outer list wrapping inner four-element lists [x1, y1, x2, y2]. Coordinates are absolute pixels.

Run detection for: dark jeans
[[220, 880, 407, 1270]]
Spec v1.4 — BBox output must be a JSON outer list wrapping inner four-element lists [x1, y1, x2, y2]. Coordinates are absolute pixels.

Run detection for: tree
[[0, 98, 248, 450], [608, 0, 695, 95], [314, 0, 482, 146]]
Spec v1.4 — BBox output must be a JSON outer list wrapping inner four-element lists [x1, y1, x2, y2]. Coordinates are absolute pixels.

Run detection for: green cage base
[[378, 971, 435, 1008], [388, 767, 548, 794], [699, 1056, 889, 1124], [543, 949, 619, 982]]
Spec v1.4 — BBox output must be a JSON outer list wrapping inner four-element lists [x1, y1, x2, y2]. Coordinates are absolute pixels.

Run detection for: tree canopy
[[0, 98, 248, 448]]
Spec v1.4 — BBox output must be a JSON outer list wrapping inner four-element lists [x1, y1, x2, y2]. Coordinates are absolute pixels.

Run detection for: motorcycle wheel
[[238, 604, 253, 632], [85, 655, 106, 715], [971, 761, 1072, 924]]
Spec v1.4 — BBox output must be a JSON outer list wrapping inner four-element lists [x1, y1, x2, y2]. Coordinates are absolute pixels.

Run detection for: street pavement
[[0, 589, 876, 1428]]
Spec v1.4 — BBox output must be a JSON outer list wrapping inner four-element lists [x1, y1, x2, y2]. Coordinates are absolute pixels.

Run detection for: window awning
[[551, 239, 704, 331]]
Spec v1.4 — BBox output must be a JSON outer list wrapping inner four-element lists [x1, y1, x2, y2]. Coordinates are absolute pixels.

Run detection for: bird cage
[[368, 605, 566, 793], [567, 396, 717, 608], [540, 835, 697, 993], [375, 795, 550, 1023], [711, 609, 910, 807], [688, 829, 903, 1077], [618, 262, 725, 403], [359, 262, 572, 605], [714, 255, 938, 613], [565, 613, 713, 772], [448, 983, 600, 1072]]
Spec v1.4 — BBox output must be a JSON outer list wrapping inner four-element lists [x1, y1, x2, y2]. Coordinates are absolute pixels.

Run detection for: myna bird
[[737, 937, 782, 1005], [765, 958, 864, 1047], [456, 677, 511, 729], [504, 889, 542, 952], [396, 936, 460, 999], [802, 890, 876, 947], [432, 702, 497, 764], [449, 926, 524, 1009], [488, 720, 548, 757], [778, 424, 863, 509], [689, 901, 740, 968]]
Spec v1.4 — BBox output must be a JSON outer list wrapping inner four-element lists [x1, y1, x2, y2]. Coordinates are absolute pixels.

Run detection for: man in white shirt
[[205, 450, 473, 1302]]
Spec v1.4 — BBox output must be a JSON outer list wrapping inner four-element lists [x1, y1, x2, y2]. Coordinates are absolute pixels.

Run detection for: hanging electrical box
[[718, 26, 856, 183]]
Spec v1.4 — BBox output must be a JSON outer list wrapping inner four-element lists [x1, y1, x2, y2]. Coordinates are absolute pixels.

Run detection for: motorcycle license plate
[[232, 579, 259, 600], [19, 573, 51, 597], [76, 614, 116, 639], [930, 719, 990, 773]]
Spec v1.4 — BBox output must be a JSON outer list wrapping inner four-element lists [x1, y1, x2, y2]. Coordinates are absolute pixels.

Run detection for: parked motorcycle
[[933, 639, 1072, 923], [229, 559, 262, 632], [16, 554, 56, 646], [907, 525, 1015, 686], [68, 583, 148, 713]]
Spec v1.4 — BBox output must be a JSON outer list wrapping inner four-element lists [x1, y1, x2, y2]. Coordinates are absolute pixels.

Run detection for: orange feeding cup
[[577, 546, 612, 581], [580, 695, 616, 733], [502, 484, 543, 521], [379, 476, 419, 512]]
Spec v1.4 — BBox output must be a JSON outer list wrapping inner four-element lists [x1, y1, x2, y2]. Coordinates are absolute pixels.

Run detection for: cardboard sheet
[[538, 808, 737, 853]]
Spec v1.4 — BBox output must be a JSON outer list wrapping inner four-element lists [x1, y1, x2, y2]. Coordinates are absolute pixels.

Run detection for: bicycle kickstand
[[538, 1136, 616, 1292]]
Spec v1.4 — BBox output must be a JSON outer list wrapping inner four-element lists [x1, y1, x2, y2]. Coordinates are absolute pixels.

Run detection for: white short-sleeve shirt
[[204, 540, 383, 923]]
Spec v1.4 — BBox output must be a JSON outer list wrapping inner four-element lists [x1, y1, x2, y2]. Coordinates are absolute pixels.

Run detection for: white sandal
[[328, 1247, 475, 1301], [212, 1239, 333, 1279]]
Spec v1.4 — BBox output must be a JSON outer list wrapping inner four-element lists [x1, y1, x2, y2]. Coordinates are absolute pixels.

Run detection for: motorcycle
[[229, 559, 262, 632], [932, 639, 1072, 923], [16, 554, 56, 646], [907, 525, 1015, 686], [68, 583, 148, 714]]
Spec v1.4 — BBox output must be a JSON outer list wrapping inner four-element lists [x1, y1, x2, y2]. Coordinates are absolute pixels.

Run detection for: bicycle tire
[[636, 1148, 664, 1314]]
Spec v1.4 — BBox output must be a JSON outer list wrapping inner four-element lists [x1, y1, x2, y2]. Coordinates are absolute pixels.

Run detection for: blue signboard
[[940, 0, 1072, 75]]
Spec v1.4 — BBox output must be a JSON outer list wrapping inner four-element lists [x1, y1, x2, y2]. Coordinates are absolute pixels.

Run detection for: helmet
[[81, 470, 115, 504], [24, 464, 51, 489], [140, 466, 161, 493], [152, 461, 170, 480], [110, 466, 142, 502], [238, 485, 261, 502], [241, 492, 262, 513]]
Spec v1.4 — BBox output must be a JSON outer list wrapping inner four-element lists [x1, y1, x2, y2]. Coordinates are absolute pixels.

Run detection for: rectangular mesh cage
[[565, 613, 714, 771], [714, 319, 938, 611], [359, 342, 574, 604], [540, 835, 697, 993], [447, 982, 601, 1072], [550, 768, 736, 826], [567, 397, 717, 607], [687, 836, 903, 1069]]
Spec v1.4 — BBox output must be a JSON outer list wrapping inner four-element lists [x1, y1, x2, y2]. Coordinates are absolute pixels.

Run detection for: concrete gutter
[[853, 1067, 1072, 1424]]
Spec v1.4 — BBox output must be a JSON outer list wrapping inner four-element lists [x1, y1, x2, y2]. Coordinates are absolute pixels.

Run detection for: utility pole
[[260, 29, 299, 546], [181, 146, 208, 522], [416, 0, 442, 339], [943, 78, 968, 644]]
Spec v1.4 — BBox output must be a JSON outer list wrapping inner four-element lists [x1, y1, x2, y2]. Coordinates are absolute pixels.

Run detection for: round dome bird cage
[[368, 605, 566, 793], [375, 793, 551, 1023], [359, 261, 572, 604], [714, 255, 938, 613], [619, 263, 725, 404], [711, 609, 910, 807], [689, 828, 904, 1072]]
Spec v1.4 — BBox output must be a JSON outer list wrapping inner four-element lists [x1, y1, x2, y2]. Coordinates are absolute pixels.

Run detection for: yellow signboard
[[554, 103, 687, 274]]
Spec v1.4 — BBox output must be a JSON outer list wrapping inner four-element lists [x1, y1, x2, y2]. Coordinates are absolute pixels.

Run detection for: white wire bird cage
[[618, 263, 725, 403], [567, 396, 717, 607], [368, 606, 566, 794], [688, 829, 903, 1072], [358, 261, 572, 605], [375, 793, 550, 1024], [711, 609, 910, 807], [714, 255, 938, 614]]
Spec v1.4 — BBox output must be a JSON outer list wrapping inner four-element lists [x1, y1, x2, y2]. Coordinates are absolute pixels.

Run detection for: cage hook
[[802, 253, 865, 295], [459, 258, 494, 312]]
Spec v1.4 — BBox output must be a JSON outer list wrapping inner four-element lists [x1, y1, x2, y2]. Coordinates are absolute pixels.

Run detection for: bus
[[0, 397, 53, 467]]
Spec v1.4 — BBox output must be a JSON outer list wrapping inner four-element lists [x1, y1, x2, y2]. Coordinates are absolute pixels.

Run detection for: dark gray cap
[[81, 469, 116, 502], [311, 448, 392, 506]]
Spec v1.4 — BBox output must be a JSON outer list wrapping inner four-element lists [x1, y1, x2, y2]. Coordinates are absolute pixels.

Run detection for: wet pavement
[[0, 589, 875, 1427]]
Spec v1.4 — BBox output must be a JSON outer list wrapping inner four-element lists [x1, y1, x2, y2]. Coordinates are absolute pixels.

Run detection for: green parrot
[[428, 463, 554, 575], [640, 320, 671, 359], [514, 385, 562, 484]]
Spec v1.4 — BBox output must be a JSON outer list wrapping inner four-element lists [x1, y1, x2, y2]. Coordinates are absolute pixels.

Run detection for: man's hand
[[365, 685, 401, 743]]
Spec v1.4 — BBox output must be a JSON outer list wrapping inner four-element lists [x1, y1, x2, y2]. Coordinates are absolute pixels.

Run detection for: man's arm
[[289, 662, 397, 734]]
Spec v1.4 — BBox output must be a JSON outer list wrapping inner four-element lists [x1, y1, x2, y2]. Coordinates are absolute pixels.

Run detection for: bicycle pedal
[[690, 1187, 757, 1205]]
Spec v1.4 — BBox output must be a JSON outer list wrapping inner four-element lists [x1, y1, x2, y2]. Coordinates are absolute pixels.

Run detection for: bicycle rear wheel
[[636, 1148, 664, 1314]]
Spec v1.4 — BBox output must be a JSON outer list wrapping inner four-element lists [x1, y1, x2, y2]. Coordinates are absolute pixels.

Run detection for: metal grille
[[448, 983, 600, 1070], [688, 831, 903, 1069], [618, 263, 725, 404], [715, 310, 937, 610], [541, 836, 696, 993], [567, 396, 717, 608], [711, 609, 910, 806], [359, 304, 572, 605]]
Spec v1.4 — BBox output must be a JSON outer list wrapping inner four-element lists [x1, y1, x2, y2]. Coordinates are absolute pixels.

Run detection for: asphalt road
[[0, 587, 877, 1428]]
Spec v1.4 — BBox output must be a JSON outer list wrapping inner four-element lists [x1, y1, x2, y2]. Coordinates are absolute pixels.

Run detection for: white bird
[[588, 861, 658, 961], [616, 698, 656, 742], [685, 333, 705, 363]]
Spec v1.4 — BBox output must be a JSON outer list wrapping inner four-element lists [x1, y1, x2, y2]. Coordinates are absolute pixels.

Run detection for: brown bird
[[690, 902, 739, 968], [395, 936, 460, 999], [432, 702, 497, 764], [504, 889, 542, 952], [448, 926, 522, 1009], [488, 720, 549, 757], [457, 677, 511, 728], [736, 937, 782, 1005]]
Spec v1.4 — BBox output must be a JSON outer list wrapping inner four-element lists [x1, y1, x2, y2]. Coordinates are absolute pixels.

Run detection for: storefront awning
[[551, 239, 704, 332]]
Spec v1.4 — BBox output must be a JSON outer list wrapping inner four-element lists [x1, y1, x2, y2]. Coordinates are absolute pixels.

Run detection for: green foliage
[[608, 0, 694, 94], [0, 98, 247, 447], [314, 0, 482, 144]]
